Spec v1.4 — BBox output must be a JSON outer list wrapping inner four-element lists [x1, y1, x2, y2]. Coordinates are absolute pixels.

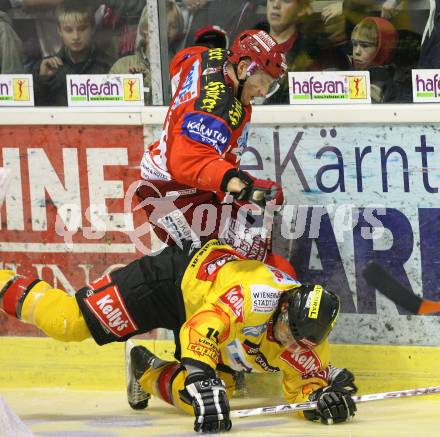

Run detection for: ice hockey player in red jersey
[[137, 30, 295, 275], [0, 239, 357, 433]]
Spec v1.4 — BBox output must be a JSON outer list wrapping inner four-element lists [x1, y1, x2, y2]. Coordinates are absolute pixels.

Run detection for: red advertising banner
[[0, 125, 149, 336]]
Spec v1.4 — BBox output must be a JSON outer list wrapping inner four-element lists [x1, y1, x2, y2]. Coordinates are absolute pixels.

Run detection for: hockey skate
[[125, 341, 153, 410]]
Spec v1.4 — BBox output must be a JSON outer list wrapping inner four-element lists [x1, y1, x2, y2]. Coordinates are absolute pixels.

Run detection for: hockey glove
[[179, 372, 232, 433], [221, 169, 284, 209], [328, 366, 358, 394], [303, 386, 356, 425]]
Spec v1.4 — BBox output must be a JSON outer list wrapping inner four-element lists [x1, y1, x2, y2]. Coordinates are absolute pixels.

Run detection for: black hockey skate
[[125, 341, 153, 410]]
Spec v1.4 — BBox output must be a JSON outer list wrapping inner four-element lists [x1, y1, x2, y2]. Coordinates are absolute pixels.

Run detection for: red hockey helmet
[[228, 30, 287, 80]]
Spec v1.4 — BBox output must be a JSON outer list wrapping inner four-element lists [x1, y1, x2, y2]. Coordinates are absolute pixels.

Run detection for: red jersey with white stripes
[[140, 46, 252, 192]]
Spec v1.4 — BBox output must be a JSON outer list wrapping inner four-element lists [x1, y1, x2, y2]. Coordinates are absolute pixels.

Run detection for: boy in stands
[[33, 4, 113, 106], [350, 16, 412, 103]]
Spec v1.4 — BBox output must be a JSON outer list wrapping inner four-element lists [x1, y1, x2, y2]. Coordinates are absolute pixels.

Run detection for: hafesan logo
[[348, 76, 367, 99], [13, 79, 30, 101], [123, 78, 141, 101], [288, 71, 371, 105], [412, 70, 440, 102], [67, 74, 144, 106], [0, 75, 34, 106]]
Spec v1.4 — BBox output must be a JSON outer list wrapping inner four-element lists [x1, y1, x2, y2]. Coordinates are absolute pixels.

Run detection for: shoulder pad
[[194, 80, 246, 129]]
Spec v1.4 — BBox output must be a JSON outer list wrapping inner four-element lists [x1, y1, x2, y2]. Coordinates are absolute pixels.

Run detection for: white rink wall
[[0, 105, 439, 345]]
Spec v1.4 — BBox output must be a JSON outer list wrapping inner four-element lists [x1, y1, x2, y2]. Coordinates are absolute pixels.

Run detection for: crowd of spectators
[[0, 0, 435, 105]]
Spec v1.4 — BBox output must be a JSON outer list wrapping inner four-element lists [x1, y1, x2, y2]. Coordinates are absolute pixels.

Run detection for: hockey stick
[[261, 206, 274, 253], [362, 261, 440, 315], [231, 385, 440, 418]]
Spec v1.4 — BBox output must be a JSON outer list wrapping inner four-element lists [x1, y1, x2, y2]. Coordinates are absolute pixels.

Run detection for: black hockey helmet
[[287, 284, 340, 348]]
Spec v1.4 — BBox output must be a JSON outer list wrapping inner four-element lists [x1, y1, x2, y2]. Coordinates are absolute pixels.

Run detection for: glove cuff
[[220, 169, 253, 193], [179, 368, 217, 405]]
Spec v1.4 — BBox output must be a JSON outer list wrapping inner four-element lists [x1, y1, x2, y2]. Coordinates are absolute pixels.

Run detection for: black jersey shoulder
[[194, 48, 246, 130]]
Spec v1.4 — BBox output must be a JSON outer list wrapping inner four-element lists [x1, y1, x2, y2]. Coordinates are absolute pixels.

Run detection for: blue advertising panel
[[240, 125, 440, 345]]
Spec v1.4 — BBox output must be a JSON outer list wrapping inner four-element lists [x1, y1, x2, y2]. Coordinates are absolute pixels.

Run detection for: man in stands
[[0, 239, 357, 434]]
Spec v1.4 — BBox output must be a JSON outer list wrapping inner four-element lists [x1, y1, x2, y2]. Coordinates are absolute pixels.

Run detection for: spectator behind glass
[[263, 0, 318, 104], [419, 0, 440, 68], [193, 24, 229, 49], [179, 0, 261, 50], [32, 4, 113, 106], [167, 0, 185, 58], [321, 0, 413, 43], [0, 9, 24, 72], [94, 0, 146, 60], [0, 0, 64, 71], [350, 17, 412, 102], [109, 5, 151, 105]]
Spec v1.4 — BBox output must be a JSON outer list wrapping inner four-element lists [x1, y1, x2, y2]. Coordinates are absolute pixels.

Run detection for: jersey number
[[206, 327, 220, 343]]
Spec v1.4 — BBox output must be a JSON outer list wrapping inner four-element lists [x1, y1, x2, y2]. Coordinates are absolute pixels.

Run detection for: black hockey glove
[[304, 386, 356, 425], [221, 169, 284, 209], [179, 372, 232, 433], [328, 366, 358, 394]]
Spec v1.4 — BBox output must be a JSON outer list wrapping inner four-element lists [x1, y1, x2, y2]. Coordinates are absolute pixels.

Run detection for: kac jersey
[[179, 240, 331, 403], [140, 47, 252, 193]]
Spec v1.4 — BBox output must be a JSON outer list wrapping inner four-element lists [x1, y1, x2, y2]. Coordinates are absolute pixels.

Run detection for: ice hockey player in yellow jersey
[[0, 239, 356, 433]]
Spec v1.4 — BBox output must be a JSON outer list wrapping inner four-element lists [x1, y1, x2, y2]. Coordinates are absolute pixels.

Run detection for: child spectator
[[109, 6, 152, 105], [33, 4, 113, 106], [350, 16, 412, 102]]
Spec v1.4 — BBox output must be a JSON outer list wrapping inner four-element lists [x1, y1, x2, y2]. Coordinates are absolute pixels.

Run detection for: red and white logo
[[280, 348, 322, 375], [197, 250, 240, 281], [267, 266, 299, 285], [218, 285, 244, 322], [85, 277, 138, 337]]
